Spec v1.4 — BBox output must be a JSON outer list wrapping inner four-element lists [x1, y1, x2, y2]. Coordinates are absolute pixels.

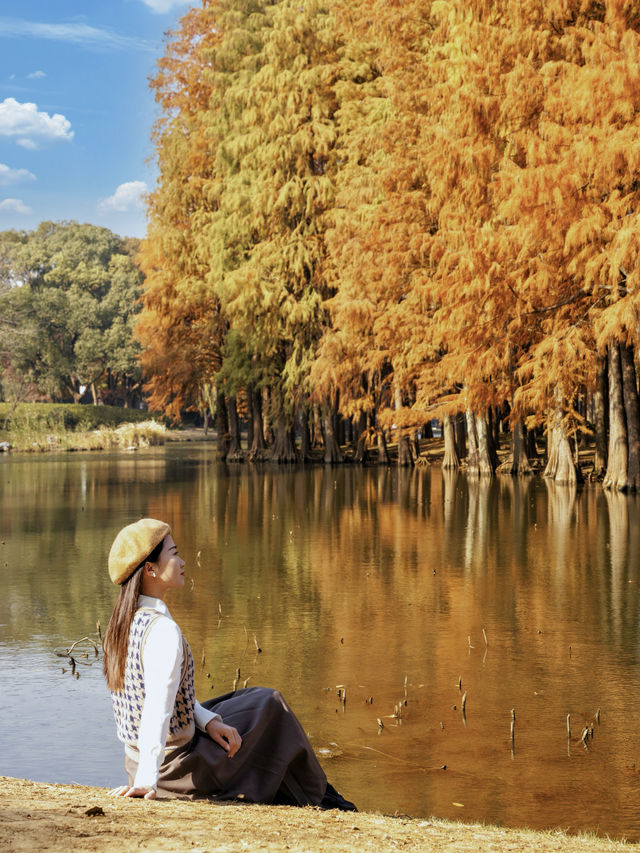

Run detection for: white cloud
[[0, 18, 154, 52], [0, 98, 73, 148], [139, 0, 191, 14], [17, 137, 38, 150], [27, 70, 46, 79], [98, 181, 148, 213], [0, 163, 35, 184], [0, 198, 32, 215]]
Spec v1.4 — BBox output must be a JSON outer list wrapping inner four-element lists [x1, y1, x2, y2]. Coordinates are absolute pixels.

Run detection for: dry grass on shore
[[3, 419, 167, 453], [1, 777, 637, 853]]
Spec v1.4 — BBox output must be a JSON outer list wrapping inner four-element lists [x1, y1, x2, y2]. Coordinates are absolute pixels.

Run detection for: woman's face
[[149, 535, 185, 590]]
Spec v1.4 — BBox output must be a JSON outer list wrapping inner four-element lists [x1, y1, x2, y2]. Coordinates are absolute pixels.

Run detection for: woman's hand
[[206, 718, 242, 758], [108, 784, 157, 799]]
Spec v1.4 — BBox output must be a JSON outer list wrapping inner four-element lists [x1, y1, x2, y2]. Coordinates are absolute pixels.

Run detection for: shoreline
[[0, 421, 604, 478], [1, 777, 637, 853], [0, 425, 596, 475]]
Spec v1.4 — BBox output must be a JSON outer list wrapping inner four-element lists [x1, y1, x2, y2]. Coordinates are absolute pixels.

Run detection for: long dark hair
[[102, 537, 165, 691]]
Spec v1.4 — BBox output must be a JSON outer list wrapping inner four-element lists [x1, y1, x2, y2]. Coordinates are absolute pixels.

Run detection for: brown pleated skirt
[[124, 687, 327, 805]]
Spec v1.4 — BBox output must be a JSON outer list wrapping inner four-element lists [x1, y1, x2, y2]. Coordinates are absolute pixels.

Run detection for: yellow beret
[[108, 518, 171, 585]]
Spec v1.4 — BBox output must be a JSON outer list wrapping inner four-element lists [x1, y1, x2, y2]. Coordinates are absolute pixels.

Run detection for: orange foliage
[[136, 4, 224, 418]]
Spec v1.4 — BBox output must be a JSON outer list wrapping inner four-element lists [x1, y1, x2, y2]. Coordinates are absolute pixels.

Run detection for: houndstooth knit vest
[[111, 607, 195, 750]]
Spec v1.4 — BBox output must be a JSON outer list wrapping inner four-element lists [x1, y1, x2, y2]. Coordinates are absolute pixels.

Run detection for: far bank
[[0, 401, 604, 479]]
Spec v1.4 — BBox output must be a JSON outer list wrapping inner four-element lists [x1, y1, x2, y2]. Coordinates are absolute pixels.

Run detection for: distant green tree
[[0, 222, 143, 406]]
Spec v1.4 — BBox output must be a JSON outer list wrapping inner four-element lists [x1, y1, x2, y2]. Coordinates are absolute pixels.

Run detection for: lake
[[2, 444, 640, 839]]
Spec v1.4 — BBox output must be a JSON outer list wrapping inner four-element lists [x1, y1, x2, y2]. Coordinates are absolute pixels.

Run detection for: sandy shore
[[1, 777, 637, 853]]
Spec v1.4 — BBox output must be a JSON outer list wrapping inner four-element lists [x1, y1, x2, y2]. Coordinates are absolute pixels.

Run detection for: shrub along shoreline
[[0, 403, 167, 453], [0, 403, 601, 475]]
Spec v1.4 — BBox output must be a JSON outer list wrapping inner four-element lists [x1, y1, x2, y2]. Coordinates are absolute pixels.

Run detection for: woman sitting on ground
[[103, 518, 355, 810]]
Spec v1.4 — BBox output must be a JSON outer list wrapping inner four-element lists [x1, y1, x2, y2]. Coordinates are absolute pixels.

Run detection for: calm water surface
[[2, 445, 640, 839]]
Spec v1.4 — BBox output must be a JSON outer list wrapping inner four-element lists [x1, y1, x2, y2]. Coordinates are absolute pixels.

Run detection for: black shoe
[[319, 782, 357, 812]]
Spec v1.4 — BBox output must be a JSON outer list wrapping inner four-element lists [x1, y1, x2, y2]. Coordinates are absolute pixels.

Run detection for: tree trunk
[[261, 387, 273, 447], [467, 411, 497, 477], [312, 405, 323, 448], [377, 428, 390, 464], [603, 342, 628, 491], [246, 403, 254, 450], [593, 353, 608, 478], [621, 343, 640, 490], [544, 403, 582, 485], [454, 412, 466, 460], [333, 389, 342, 449], [394, 382, 413, 467], [506, 418, 532, 476], [226, 396, 243, 462], [67, 379, 82, 404], [465, 411, 478, 469], [270, 412, 298, 462], [344, 417, 353, 448], [397, 432, 413, 466], [410, 430, 421, 463], [249, 386, 268, 461], [442, 415, 460, 470], [122, 375, 140, 409], [491, 406, 501, 450], [215, 392, 230, 461], [122, 376, 141, 409], [422, 421, 433, 439], [298, 407, 312, 461], [354, 411, 369, 463], [321, 397, 343, 464]]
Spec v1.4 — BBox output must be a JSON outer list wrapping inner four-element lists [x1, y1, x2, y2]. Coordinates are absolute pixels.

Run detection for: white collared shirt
[[131, 594, 220, 789]]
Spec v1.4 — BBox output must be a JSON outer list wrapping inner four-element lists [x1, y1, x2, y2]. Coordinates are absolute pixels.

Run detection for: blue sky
[[0, 0, 193, 239]]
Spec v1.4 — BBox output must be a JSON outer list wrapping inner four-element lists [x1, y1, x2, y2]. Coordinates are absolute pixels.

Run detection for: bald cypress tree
[[137, 3, 227, 421], [196, 0, 377, 461]]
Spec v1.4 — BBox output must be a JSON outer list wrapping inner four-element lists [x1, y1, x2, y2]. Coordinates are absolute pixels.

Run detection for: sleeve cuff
[[132, 760, 159, 791], [194, 700, 222, 731]]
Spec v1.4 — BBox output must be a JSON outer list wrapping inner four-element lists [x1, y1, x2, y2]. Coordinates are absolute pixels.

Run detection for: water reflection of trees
[[6, 456, 640, 655], [2, 451, 173, 642], [5, 455, 640, 831]]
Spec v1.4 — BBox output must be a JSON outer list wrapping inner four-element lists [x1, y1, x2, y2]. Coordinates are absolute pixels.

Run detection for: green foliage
[[0, 402, 153, 432], [0, 403, 172, 453], [0, 222, 143, 406]]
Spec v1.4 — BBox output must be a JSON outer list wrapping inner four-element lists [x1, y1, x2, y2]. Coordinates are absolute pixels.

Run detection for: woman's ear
[[144, 562, 157, 578]]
